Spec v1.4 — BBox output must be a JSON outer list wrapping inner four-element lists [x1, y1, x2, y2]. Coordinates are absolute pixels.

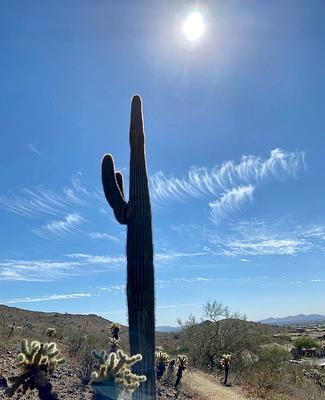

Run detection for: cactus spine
[[102, 95, 156, 399]]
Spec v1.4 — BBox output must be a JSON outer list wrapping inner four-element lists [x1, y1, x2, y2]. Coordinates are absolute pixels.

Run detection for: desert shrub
[[76, 334, 102, 386], [294, 337, 320, 349], [78, 348, 95, 386], [64, 329, 89, 357], [178, 301, 264, 371]]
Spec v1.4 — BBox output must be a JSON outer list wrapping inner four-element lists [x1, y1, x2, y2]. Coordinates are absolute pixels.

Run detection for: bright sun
[[183, 11, 205, 42]]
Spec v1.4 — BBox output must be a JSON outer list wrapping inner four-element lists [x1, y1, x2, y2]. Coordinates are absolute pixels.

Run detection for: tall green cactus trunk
[[101, 95, 156, 400]]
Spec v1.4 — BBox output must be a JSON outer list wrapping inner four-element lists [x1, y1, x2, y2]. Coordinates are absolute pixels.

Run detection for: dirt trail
[[183, 369, 249, 400]]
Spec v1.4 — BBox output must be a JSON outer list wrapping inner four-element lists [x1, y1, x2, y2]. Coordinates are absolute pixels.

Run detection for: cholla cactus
[[155, 351, 169, 380], [164, 359, 176, 385], [5, 339, 65, 399], [46, 327, 57, 338], [108, 337, 120, 353], [174, 355, 187, 389], [220, 354, 231, 385], [110, 323, 120, 341], [91, 349, 146, 400], [220, 354, 231, 366], [7, 322, 16, 339], [177, 355, 188, 367]]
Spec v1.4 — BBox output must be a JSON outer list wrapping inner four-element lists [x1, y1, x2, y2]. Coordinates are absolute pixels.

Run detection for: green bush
[[294, 337, 319, 350]]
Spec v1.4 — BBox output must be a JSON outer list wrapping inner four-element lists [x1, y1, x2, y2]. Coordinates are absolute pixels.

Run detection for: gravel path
[[184, 369, 250, 400]]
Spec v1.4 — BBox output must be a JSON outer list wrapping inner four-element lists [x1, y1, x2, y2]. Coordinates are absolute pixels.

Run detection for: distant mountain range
[[156, 326, 181, 333], [261, 314, 325, 325]]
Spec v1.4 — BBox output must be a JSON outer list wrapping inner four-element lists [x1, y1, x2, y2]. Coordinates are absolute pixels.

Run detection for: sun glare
[[183, 11, 205, 42]]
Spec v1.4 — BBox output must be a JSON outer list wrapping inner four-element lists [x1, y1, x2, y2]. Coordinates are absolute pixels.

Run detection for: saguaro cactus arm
[[102, 155, 128, 225]]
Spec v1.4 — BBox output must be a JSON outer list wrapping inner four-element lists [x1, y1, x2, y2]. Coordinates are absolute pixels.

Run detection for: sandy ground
[[184, 369, 251, 400]]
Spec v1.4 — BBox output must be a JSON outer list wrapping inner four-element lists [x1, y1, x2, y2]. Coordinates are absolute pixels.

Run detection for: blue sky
[[1, 1, 325, 325]]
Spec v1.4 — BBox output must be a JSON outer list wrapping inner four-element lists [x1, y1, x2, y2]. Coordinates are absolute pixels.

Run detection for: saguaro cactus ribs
[[101, 95, 156, 399]]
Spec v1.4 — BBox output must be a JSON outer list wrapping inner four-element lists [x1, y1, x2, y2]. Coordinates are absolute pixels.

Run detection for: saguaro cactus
[[102, 95, 156, 399]]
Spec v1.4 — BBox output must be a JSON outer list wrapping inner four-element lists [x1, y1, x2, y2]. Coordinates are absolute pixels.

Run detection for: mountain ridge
[[260, 313, 325, 325]]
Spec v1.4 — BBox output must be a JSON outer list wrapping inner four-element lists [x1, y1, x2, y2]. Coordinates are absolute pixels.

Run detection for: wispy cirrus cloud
[[66, 253, 125, 265], [0, 186, 84, 218], [2, 293, 91, 305], [0, 172, 97, 220], [89, 232, 120, 242], [35, 212, 85, 238], [0, 248, 209, 282], [155, 251, 207, 263], [209, 185, 255, 223], [222, 238, 304, 256], [150, 149, 305, 202], [172, 219, 325, 258], [67, 250, 207, 265], [0, 258, 82, 281], [26, 143, 46, 158], [150, 149, 305, 222]]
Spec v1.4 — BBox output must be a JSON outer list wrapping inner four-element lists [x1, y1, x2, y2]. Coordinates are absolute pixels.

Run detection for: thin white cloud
[[26, 144, 46, 158], [0, 250, 208, 282], [155, 251, 207, 263], [2, 293, 91, 305], [35, 213, 85, 238], [66, 253, 125, 265], [67, 250, 206, 265], [150, 149, 305, 202], [0, 258, 82, 281], [209, 185, 255, 223], [157, 277, 216, 289], [89, 232, 120, 242], [0, 186, 84, 218], [174, 219, 325, 258], [223, 238, 303, 256]]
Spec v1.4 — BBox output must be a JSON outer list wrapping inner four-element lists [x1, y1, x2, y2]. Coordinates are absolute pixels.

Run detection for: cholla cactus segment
[[220, 354, 232, 367], [155, 351, 169, 380], [5, 340, 65, 399], [46, 327, 57, 338], [155, 351, 169, 365], [91, 348, 146, 398], [177, 355, 188, 367], [109, 322, 120, 341], [109, 337, 121, 353]]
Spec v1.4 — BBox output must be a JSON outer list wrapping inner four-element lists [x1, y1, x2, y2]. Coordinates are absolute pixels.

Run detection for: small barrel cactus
[[5, 339, 65, 400], [91, 348, 146, 400], [155, 351, 169, 380]]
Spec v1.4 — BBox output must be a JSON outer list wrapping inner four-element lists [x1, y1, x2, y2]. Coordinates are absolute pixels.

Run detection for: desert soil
[[184, 369, 251, 400]]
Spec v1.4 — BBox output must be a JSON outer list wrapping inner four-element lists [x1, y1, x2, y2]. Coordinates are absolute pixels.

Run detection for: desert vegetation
[[175, 300, 325, 400], [0, 312, 191, 400], [1, 96, 324, 400]]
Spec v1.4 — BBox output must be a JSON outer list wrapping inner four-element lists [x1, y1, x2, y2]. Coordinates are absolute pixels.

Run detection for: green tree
[[294, 336, 319, 349]]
